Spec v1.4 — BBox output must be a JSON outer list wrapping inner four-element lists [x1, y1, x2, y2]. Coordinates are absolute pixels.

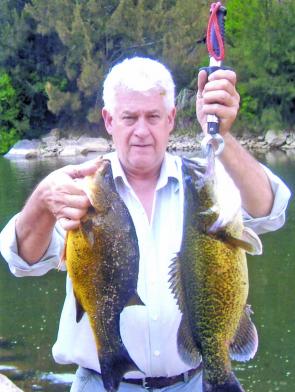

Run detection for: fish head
[[182, 155, 219, 231], [86, 159, 115, 212]]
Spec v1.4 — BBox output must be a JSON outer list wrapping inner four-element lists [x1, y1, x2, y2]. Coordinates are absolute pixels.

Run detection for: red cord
[[206, 2, 225, 61]]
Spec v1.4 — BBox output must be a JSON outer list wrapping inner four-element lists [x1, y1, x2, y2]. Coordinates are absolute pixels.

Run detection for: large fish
[[169, 153, 262, 392], [65, 158, 143, 392]]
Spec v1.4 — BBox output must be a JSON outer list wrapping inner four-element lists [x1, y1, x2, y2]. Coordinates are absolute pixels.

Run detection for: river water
[[0, 150, 294, 391]]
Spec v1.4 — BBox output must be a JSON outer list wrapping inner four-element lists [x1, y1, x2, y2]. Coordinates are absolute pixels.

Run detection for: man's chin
[[128, 155, 161, 173]]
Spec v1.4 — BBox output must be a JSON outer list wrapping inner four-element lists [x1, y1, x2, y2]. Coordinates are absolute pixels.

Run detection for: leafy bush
[[0, 72, 21, 154]]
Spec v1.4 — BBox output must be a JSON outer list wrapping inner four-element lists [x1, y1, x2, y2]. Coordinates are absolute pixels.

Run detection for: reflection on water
[[0, 150, 294, 391]]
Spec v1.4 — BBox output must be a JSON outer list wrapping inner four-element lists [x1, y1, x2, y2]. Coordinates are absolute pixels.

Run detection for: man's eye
[[149, 114, 160, 120], [123, 116, 136, 122]]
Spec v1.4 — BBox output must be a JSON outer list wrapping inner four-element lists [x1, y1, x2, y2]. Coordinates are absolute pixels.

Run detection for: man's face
[[102, 89, 176, 176]]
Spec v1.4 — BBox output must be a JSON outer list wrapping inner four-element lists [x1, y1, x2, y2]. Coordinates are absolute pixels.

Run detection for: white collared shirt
[[0, 152, 291, 377]]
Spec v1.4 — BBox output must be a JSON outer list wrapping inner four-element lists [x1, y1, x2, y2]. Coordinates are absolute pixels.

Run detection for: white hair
[[102, 57, 175, 114]]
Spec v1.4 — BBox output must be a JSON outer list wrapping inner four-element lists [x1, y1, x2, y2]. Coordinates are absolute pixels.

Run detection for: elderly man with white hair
[[0, 57, 290, 391]]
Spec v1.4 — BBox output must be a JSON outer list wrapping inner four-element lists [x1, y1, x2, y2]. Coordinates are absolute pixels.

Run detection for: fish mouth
[[97, 159, 111, 176]]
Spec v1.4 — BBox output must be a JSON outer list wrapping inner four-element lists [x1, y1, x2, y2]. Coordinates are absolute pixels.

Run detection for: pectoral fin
[[73, 291, 85, 323], [217, 227, 262, 255], [241, 227, 263, 255], [230, 305, 258, 362]]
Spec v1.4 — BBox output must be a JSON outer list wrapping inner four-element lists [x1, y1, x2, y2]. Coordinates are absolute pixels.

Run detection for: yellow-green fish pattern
[[65, 159, 143, 392], [170, 154, 262, 392]]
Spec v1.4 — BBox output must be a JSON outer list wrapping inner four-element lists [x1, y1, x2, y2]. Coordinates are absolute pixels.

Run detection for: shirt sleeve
[[0, 214, 66, 277], [241, 164, 291, 234]]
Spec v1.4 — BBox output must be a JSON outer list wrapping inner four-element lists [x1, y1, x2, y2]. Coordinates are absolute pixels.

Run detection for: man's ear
[[168, 107, 176, 134], [102, 108, 113, 135]]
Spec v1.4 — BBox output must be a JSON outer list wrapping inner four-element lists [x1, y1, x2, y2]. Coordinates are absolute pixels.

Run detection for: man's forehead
[[115, 89, 166, 111]]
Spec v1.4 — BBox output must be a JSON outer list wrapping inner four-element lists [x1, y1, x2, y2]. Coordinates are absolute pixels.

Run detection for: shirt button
[[154, 350, 160, 357]]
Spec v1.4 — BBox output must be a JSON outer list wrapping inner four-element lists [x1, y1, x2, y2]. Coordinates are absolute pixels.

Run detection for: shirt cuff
[[0, 214, 66, 277], [242, 164, 291, 234]]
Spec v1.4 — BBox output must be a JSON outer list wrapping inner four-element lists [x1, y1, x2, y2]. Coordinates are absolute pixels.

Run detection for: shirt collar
[[106, 151, 181, 192]]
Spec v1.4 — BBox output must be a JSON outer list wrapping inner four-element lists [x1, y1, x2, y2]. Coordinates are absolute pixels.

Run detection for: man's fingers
[[59, 217, 81, 231], [57, 206, 88, 221], [208, 69, 237, 84], [63, 157, 103, 179], [202, 89, 234, 107]]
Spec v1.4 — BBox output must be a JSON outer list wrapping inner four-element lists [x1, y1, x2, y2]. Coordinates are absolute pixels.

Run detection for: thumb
[[63, 157, 103, 179]]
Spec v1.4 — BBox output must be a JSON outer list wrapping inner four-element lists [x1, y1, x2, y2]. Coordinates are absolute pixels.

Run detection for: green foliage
[[0, 72, 22, 154], [0, 128, 19, 155], [0, 0, 294, 149], [226, 0, 295, 132]]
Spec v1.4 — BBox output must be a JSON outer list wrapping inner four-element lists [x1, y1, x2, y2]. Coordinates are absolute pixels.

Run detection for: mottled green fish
[[65, 159, 143, 392], [170, 153, 262, 392]]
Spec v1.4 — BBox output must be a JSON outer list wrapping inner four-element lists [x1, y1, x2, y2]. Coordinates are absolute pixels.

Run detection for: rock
[[41, 128, 61, 144], [269, 135, 286, 148], [59, 140, 78, 157], [265, 130, 278, 144], [4, 139, 41, 158], [77, 136, 112, 155], [286, 133, 295, 145], [0, 373, 23, 391], [264, 130, 287, 148]]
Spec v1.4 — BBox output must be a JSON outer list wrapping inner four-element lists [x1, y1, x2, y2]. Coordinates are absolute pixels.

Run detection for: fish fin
[[169, 256, 201, 366], [216, 227, 262, 256], [241, 227, 263, 255], [177, 315, 201, 367], [100, 347, 144, 392], [230, 305, 258, 362], [203, 371, 245, 391], [73, 292, 85, 323], [125, 292, 145, 307], [168, 256, 186, 314]]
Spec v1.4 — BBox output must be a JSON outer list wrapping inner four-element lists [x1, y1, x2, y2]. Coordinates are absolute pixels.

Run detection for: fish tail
[[100, 348, 142, 392], [203, 372, 245, 392]]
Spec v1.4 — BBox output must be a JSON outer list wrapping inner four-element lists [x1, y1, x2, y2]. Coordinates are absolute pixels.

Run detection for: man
[[0, 57, 291, 391]]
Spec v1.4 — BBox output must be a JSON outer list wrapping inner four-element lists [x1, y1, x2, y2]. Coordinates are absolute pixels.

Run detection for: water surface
[[0, 150, 294, 391]]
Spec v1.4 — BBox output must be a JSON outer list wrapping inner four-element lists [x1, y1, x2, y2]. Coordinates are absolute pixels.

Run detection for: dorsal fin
[[168, 255, 187, 313]]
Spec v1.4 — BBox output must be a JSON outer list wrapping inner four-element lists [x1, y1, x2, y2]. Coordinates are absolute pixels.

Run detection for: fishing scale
[[201, 1, 230, 156]]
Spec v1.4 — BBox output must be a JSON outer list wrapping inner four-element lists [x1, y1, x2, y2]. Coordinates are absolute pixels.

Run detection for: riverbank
[[3, 129, 295, 159]]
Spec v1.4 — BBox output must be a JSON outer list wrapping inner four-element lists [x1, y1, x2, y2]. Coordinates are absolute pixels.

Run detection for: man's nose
[[134, 117, 150, 137]]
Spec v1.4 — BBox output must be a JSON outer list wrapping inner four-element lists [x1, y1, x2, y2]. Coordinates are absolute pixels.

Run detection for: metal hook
[[201, 133, 224, 157]]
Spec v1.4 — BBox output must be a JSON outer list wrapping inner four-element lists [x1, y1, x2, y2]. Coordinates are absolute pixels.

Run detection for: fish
[[64, 158, 143, 392], [169, 152, 262, 392]]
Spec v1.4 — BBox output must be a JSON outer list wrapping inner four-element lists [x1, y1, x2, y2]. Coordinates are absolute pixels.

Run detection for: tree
[[226, 0, 295, 132]]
